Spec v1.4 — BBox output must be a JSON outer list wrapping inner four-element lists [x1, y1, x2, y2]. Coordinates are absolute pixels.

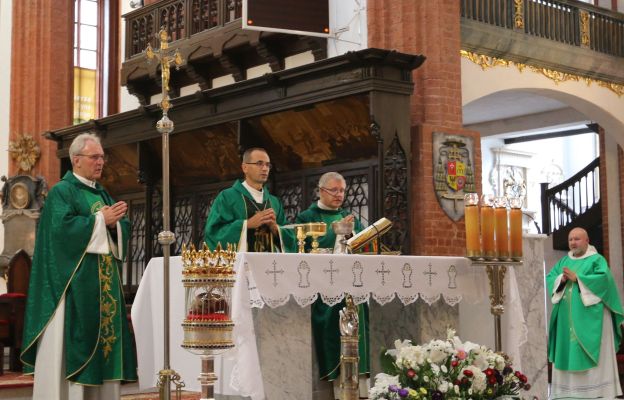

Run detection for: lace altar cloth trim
[[236, 253, 474, 309]]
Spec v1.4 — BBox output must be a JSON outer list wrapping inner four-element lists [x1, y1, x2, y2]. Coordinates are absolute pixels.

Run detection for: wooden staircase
[[540, 157, 602, 253]]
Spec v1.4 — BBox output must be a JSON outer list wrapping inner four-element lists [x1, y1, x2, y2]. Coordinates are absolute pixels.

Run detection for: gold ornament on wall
[[8, 134, 41, 173], [460, 50, 624, 98], [514, 0, 524, 29]]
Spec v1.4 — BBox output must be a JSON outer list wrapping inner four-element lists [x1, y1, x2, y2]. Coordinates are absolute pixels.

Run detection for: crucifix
[[144, 28, 184, 400]]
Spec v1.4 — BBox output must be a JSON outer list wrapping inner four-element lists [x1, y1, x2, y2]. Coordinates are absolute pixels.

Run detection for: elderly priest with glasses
[[203, 147, 296, 252], [21, 133, 137, 399], [295, 171, 370, 399]]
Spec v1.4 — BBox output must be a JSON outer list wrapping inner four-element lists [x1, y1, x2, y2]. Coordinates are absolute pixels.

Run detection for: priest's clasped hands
[[247, 208, 279, 234], [102, 201, 128, 228], [561, 267, 578, 282]]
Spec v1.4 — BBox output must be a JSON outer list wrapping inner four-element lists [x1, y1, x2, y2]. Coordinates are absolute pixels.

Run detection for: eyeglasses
[[245, 161, 272, 169], [320, 187, 346, 196], [76, 154, 108, 162]]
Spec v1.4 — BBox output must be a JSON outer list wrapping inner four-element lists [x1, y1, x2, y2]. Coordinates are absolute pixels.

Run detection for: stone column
[[10, 0, 73, 185]]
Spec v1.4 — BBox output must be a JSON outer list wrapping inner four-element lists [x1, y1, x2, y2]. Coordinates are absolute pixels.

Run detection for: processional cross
[[144, 29, 184, 400]]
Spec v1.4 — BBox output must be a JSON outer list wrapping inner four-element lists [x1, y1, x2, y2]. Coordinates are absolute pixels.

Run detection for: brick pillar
[[9, 0, 73, 186], [368, 0, 480, 255]]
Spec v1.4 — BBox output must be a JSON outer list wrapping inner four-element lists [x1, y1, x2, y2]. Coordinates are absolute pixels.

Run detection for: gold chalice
[[305, 222, 327, 253]]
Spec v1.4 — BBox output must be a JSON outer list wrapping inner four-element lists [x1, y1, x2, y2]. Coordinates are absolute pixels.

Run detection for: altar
[[131, 251, 534, 400]]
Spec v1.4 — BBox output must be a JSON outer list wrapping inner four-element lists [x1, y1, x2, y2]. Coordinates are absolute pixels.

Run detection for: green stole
[[242, 196, 280, 252], [295, 202, 370, 380], [74, 188, 131, 382]]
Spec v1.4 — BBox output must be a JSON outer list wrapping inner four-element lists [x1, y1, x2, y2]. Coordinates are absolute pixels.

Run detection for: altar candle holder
[[480, 194, 496, 260], [508, 197, 524, 261], [464, 193, 480, 259], [494, 197, 509, 260]]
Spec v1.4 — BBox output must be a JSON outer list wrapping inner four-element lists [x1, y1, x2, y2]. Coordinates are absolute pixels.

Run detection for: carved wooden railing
[[461, 0, 624, 57], [540, 157, 600, 234], [124, 0, 243, 59]]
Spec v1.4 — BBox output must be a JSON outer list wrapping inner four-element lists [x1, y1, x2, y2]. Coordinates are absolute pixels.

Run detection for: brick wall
[[9, 0, 73, 185], [369, 0, 477, 255], [368, 0, 463, 129]]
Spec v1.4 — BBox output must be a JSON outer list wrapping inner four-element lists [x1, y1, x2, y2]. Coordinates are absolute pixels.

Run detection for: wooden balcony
[[121, 0, 326, 105]]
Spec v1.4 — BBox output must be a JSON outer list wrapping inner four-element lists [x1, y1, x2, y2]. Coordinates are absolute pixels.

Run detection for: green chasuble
[[296, 202, 370, 380], [546, 250, 624, 371], [204, 180, 296, 252], [21, 171, 138, 384]]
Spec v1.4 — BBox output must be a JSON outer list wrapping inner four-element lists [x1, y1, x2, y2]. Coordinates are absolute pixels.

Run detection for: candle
[[494, 197, 509, 260], [464, 193, 480, 258], [480, 194, 495, 260], [509, 197, 524, 260]]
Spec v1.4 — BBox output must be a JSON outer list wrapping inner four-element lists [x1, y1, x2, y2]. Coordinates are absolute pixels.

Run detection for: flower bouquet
[[370, 329, 530, 400]]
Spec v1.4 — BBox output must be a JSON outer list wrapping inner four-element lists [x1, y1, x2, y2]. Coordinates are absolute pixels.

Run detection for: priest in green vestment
[[547, 227, 624, 399], [21, 133, 137, 399], [204, 147, 296, 253], [295, 172, 370, 396]]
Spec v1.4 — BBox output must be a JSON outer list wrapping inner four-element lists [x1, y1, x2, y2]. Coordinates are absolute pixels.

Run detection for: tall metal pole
[[146, 29, 184, 400]]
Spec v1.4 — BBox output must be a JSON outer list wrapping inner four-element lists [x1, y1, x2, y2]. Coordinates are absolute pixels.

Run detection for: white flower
[[440, 365, 448, 373], [431, 363, 440, 375], [369, 373, 400, 399], [438, 380, 450, 393], [454, 384, 460, 394], [494, 354, 506, 371], [386, 339, 412, 358], [446, 328, 456, 340], [396, 344, 426, 368], [423, 375, 429, 382], [472, 352, 489, 370]]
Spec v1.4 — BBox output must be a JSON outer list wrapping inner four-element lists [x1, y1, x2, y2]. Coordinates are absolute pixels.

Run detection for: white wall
[[327, 0, 367, 57], [119, 1, 140, 113], [0, 0, 12, 254]]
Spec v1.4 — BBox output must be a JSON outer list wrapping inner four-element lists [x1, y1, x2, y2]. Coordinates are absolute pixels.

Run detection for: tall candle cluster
[[464, 194, 523, 261]]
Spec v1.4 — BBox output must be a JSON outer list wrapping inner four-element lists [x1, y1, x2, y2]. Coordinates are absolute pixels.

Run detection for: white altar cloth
[[131, 252, 526, 400]]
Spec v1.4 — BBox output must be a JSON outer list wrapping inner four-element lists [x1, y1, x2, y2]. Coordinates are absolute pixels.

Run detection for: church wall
[[602, 131, 624, 297], [9, 0, 73, 186], [0, 0, 12, 255], [368, 1, 474, 256]]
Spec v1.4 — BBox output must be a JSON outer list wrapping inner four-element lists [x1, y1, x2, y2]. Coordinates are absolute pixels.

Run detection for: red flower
[[520, 374, 528, 383], [463, 370, 473, 377], [485, 368, 494, 376], [451, 360, 459, 368], [488, 375, 497, 385], [407, 369, 416, 378]]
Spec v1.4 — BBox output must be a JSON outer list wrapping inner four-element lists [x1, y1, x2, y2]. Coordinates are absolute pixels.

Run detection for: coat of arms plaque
[[433, 133, 477, 221]]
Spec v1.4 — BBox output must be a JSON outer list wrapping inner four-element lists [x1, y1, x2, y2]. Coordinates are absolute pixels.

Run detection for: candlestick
[[480, 194, 495, 260], [494, 197, 509, 260], [464, 193, 480, 258]]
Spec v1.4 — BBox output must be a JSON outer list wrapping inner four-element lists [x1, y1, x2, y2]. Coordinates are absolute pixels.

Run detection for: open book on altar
[[347, 217, 397, 254]]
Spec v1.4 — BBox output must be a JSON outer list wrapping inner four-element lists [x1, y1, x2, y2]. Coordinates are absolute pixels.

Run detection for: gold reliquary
[[181, 242, 237, 353]]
